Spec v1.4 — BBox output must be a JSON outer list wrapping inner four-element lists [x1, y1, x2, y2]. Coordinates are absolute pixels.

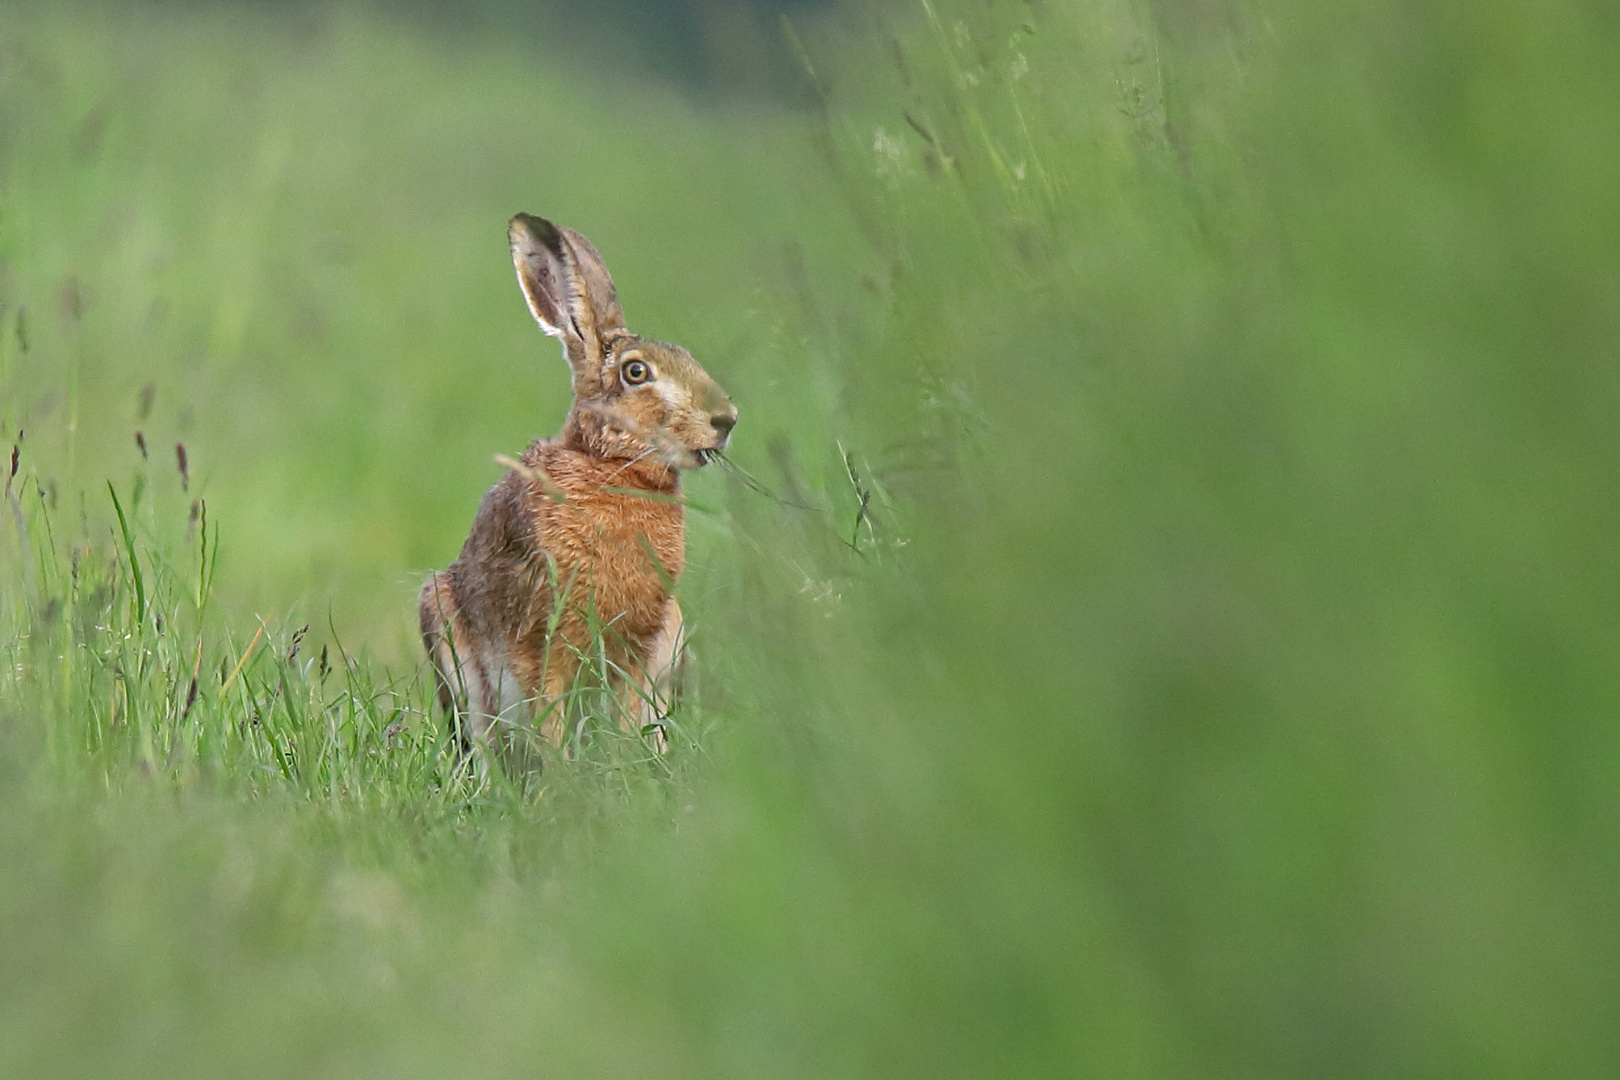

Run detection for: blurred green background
[[3, 0, 1620, 1076]]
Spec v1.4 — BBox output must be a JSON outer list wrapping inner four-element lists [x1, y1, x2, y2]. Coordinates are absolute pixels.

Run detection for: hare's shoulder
[[456, 463, 536, 561]]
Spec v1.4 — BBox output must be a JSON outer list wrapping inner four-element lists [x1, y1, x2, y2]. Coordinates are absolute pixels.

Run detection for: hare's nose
[[710, 411, 737, 438]]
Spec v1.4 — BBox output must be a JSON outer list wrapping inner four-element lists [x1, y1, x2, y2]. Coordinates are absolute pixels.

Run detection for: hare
[[420, 213, 736, 761]]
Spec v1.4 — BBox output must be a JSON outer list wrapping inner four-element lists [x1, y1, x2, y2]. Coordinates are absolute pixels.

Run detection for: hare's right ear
[[509, 214, 625, 374]]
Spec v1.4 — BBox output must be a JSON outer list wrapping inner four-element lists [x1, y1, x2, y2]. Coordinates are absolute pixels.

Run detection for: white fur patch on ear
[[509, 214, 593, 355], [529, 304, 568, 342]]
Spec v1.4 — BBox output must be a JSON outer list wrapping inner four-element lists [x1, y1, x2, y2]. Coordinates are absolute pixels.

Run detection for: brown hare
[[420, 213, 736, 762]]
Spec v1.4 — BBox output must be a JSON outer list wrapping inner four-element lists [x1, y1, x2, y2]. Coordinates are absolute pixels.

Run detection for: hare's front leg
[[629, 598, 685, 753], [534, 641, 583, 749]]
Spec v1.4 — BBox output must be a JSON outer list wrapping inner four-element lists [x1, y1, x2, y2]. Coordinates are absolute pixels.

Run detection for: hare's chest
[[537, 492, 684, 639]]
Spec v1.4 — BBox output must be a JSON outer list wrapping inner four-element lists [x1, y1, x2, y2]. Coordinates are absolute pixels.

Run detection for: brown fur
[[420, 214, 735, 761]]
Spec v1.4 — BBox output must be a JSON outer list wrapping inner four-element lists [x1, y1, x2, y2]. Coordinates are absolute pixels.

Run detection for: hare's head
[[509, 213, 737, 471]]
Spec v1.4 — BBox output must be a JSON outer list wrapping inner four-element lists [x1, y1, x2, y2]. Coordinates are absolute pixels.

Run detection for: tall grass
[[4, 0, 1620, 1076]]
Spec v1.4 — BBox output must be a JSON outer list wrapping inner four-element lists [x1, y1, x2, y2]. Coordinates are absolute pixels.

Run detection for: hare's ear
[[508, 214, 625, 369], [558, 226, 625, 338]]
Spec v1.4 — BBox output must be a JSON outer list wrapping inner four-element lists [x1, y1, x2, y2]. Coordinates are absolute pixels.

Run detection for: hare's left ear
[[509, 214, 625, 375], [557, 225, 625, 339]]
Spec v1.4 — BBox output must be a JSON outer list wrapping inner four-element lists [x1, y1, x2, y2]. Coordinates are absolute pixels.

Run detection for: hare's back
[[445, 466, 551, 641]]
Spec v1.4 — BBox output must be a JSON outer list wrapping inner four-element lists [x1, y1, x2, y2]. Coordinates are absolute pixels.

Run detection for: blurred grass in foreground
[[5, 0, 1620, 1076]]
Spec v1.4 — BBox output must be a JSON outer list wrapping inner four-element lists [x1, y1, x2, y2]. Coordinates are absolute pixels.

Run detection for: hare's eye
[[621, 359, 651, 385]]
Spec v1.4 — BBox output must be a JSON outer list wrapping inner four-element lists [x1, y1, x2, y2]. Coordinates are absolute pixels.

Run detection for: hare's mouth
[[648, 437, 715, 471]]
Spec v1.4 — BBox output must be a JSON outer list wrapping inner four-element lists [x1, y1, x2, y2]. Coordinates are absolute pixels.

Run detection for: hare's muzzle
[[710, 409, 738, 448]]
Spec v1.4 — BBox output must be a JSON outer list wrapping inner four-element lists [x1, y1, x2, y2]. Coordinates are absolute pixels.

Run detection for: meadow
[[3, 0, 1620, 1075]]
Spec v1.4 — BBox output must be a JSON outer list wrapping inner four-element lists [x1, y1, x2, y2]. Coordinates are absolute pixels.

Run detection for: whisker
[[711, 451, 823, 510], [606, 445, 660, 482]]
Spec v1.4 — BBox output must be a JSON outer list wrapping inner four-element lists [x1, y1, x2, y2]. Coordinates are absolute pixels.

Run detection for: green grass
[[4, 0, 1620, 1076]]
